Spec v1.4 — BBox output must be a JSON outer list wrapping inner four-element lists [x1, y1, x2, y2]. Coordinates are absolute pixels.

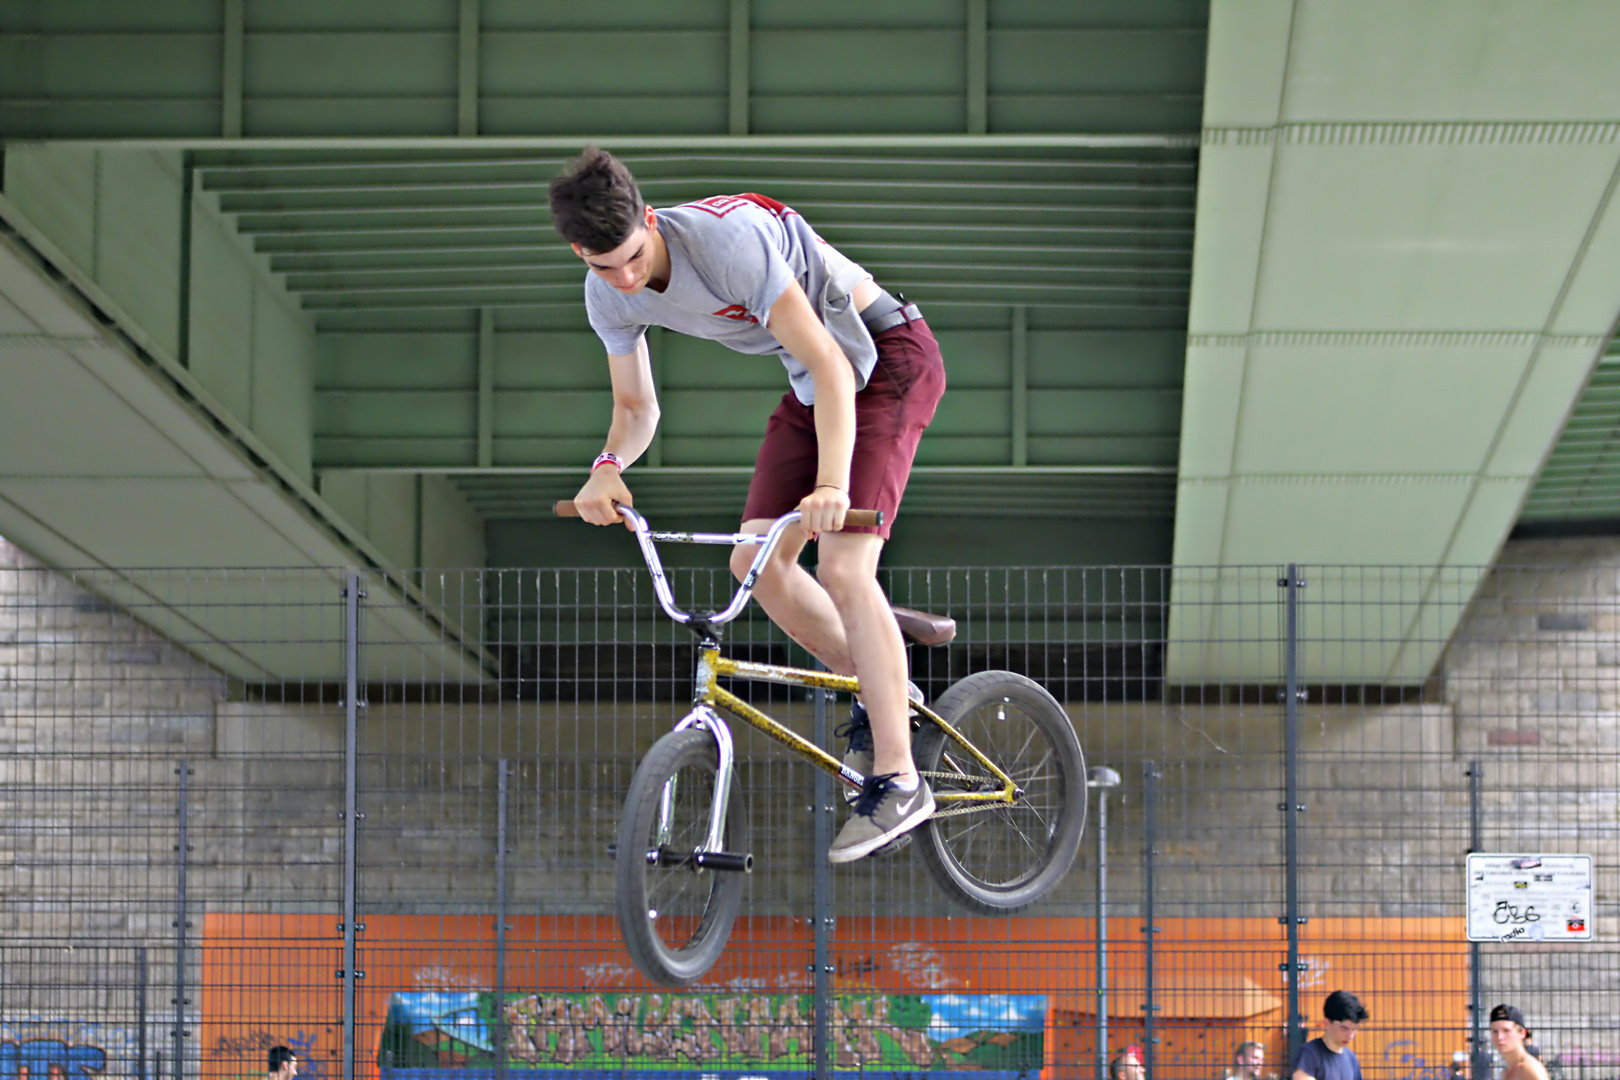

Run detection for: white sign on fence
[[1466, 854, 1593, 942]]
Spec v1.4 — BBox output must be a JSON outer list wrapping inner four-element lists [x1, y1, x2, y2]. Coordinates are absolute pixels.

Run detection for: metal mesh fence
[[3, 545, 1618, 1080]]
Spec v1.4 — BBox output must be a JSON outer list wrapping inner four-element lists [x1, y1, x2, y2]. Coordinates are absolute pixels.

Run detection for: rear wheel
[[912, 670, 1086, 914], [614, 729, 748, 987]]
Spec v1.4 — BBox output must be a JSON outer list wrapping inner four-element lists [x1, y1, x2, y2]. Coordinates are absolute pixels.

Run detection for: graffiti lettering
[[210, 1029, 326, 1080], [1492, 901, 1540, 925], [1383, 1040, 1453, 1080], [888, 944, 960, 990], [579, 963, 633, 989]]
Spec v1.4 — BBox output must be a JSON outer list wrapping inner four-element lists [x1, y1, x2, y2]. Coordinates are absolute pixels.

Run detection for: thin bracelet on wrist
[[814, 483, 845, 492]]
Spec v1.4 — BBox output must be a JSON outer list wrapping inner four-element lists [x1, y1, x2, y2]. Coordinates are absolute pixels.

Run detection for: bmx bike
[[554, 502, 1087, 987]]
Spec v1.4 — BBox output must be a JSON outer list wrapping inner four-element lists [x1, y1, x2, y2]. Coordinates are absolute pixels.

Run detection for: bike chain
[[918, 770, 1017, 818]]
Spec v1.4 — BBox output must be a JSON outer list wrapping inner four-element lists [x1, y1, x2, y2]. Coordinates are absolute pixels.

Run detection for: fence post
[[1142, 762, 1158, 1079], [1468, 762, 1486, 1080], [1097, 784, 1110, 1080], [1090, 767, 1121, 1080], [812, 685, 833, 1080], [173, 760, 190, 1080], [495, 759, 510, 1080], [137, 946, 149, 1080], [342, 576, 362, 1080], [1282, 566, 1305, 1066]]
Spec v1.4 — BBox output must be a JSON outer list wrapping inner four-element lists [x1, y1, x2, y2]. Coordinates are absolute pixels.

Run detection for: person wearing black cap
[[1291, 990, 1368, 1080], [1490, 1004, 1548, 1080]]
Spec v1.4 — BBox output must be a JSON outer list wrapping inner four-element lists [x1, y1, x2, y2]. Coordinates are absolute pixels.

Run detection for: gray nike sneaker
[[836, 683, 926, 804], [828, 773, 935, 864]]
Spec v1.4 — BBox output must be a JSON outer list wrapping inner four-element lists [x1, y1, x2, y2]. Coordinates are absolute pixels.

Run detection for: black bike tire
[[614, 728, 748, 987], [912, 670, 1086, 914]]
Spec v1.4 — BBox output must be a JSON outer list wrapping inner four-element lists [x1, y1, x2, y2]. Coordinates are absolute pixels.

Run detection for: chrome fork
[[670, 705, 735, 853]]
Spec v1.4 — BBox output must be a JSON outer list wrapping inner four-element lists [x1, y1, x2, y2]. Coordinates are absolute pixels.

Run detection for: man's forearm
[[604, 401, 660, 464], [811, 361, 856, 489]]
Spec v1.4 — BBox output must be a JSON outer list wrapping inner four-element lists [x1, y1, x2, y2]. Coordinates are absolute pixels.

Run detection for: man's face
[[1326, 1019, 1360, 1046], [575, 207, 659, 295], [1238, 1046, 1265, 1074], [1491, 1021, 1526, 1054], [1118, 1055, 1145, 1080], [278, 1059, 299, 1079]]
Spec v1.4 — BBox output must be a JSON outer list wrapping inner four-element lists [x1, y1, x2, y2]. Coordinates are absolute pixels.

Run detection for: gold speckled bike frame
[[701, 648, 1016, 805]]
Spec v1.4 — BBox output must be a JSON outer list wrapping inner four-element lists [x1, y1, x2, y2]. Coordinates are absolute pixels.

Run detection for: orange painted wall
[[201, 914, 1465, 1080]]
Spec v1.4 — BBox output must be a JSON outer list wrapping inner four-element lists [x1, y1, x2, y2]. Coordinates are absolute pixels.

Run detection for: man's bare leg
[[814, 531, 913, 779], [729, 520, 857, 675], [730, 521, 914, 780]]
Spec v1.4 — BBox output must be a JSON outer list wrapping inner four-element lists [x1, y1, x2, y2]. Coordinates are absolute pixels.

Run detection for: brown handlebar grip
[[553, 500, 580, 517]]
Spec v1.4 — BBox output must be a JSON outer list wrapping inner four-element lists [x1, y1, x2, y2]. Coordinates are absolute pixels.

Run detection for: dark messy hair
[[549, 146, 645, 253], [1324, 990, 1369, 1024], [267, 1047, 297, 1073]]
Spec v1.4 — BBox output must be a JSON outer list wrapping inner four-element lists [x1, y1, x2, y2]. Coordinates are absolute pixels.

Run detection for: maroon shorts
[[742, 316, 947, 539]]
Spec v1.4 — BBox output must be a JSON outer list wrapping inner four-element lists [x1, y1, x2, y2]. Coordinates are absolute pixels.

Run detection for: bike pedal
[[870, 833, 912, 858]]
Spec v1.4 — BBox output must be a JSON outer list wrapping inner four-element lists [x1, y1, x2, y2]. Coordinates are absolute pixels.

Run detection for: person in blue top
[[1292, 991, 1368, 1080], [549, 147, 947, 863]]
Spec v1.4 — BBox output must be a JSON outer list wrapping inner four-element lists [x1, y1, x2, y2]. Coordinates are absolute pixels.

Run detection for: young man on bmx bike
[[550, 147, 947, 862]]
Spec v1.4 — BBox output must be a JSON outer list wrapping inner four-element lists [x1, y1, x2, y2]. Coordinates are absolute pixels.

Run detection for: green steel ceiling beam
[[1168, 0, 1620, 685], [967, 0, 988, 136], [50, 135, 1200, 151], [458, 0, 479, 137], [221, 0, 243, 138], [728, 0, 748, 135]]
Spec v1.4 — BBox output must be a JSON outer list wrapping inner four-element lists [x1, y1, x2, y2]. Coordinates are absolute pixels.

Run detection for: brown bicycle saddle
[[891, 606, 956, 646]]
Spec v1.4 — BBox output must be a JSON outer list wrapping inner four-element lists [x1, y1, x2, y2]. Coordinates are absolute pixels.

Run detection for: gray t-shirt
[[583, 193, 877, 406]]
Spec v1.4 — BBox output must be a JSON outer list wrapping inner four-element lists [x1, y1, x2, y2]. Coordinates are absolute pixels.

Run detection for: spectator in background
[[1111, 1045, 1146, 1080], [267, 1047, 299, 1080], [1231, 1041, 1267, 1080], [1291, 990, 1368, 1080], [1490, 1004, 1548, 1080]]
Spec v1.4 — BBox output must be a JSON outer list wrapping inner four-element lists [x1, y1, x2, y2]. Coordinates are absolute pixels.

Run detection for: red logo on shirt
[[712, 304, 759, 324], [690, 193, 797, 219]]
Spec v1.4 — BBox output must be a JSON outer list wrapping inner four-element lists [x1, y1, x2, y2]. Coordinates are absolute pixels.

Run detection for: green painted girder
[[1168, 0, 1620, 684], [273, 246, 1190, 274], [284, 263, 1189, 292], [210, 178, 1193, 208], [433, 466, 1178, 521]]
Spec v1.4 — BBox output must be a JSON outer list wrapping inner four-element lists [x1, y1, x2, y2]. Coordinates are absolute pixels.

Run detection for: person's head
[[1234, 1041, 1265, 1075], [1322, 990, 1368, 1047], [550, 146, 663, 292], [267, 1047, 298, 1078], [1111, 1045, 1145, 1080], [1490, 1004, 1531, 1055]]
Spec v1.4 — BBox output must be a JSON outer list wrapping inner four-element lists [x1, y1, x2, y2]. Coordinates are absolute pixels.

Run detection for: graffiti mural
[[0, 1038, 108, 1080], [378, 990, 1045, 1078]]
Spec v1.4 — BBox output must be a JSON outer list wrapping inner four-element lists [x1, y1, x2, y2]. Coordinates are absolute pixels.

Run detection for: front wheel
[[614, 729, 749, 987], [912, 670, 1086, 914]]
